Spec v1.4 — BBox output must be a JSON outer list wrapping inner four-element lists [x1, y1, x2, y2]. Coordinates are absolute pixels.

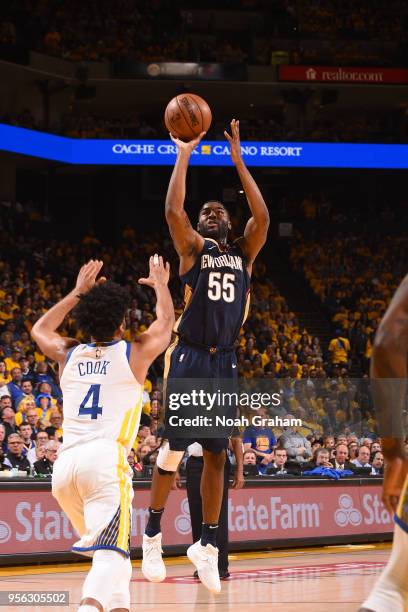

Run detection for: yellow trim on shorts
[[162, 337, 179, 409], [114, 396, 143, 552], [116, 444, 129, 551], [173, 283, 193, 334], [242, 289, 251, 326]]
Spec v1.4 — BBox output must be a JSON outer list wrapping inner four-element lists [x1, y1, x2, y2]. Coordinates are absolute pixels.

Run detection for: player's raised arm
[[371, 273, 408, 512], [224, 119, 269, 268], [165, 133, 205, 266], [131, 255, 175, 381], [31, 260, 103, 366]]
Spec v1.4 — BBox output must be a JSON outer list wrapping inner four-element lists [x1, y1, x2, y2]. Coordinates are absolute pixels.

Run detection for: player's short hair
[[73, 281, 130, 342]]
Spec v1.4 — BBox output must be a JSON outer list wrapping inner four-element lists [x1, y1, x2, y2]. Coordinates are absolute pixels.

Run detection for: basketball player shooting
[[359, 274, 408, 612], [142, 119, 269, 593], [31, 257, 174, 612]]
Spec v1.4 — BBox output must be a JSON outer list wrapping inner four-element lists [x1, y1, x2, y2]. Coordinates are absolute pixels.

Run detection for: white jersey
[[60, 340, 142, 455]]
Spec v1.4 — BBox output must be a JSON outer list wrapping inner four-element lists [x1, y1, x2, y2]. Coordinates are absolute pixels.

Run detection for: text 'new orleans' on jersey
[[175, 238, 250, 348]]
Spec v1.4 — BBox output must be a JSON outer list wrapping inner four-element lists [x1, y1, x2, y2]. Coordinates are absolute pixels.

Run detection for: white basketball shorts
[[52, 438, 133, 558]]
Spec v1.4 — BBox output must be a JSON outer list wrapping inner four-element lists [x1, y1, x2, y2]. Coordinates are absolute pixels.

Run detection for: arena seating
[[0, 202, 384, 479]]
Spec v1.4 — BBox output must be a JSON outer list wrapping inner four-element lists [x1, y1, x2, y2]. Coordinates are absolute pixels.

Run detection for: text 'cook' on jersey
[[77, 361, 111, 376]]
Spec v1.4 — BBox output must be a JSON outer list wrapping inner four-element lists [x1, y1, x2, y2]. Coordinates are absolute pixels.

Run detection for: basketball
[[164, 93, 212, 141]]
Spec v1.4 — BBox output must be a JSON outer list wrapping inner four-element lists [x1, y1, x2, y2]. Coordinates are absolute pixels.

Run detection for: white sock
[[362, 523, 408, 611]]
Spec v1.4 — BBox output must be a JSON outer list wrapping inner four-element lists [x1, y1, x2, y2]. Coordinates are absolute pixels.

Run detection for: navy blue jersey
[[175, 238, 250, 348]]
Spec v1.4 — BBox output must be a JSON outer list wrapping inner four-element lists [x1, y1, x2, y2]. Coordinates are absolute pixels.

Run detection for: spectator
[[34, 440, 59, 475], [279, 416, 312, 463], [348, 442, 359, 460], [1, 395, 13, 413], [19, 357, 35, 384], [370, 441, 382, 454], [361, 437, 373, 449], [48, 410, 63, 439], [15, 398, 36, 427], [351, 445, 371, 469], [45, 426, 58, 441], [144, 435, 159, 450], [303, 447, 333, 471], [7, 367, 23, 407], [243, 450, 257, 466], [311, 440, 322, 453], [18, 423, 34, 452], [0, 361, 11, 389], [4, 348, 22, 372], [323, 436, 335, 451], [127, 448, 141, 477], [268, 447, 300, 475], [370, 451, 384, 476], [3, 433, 31, 473], [19, 380, 35, 404], [136, 443, 151, 465], [25, 408, 43, 436], [0, 423, 7, 453], [328, 330, 350, 367], [243, 408, 276, 463], [34, 362, 55, 389], [136, 425, 151, 446], [1, 405, 17, 438], [332, 444, 355, 471], [149, 399, 161, 420], [27, 430, 49, 465], [28, 443, 46, 468], [35, 393, 53, 421]]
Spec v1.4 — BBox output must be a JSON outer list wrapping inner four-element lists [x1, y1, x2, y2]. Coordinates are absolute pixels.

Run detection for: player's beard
[[198, 219, 229, 242]]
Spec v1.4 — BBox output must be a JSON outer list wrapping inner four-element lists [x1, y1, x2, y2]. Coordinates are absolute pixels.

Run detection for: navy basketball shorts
[[163, 340, 238, 454]]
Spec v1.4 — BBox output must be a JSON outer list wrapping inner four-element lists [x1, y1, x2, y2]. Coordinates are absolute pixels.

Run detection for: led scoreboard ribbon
[[1, 124, 408, 169]]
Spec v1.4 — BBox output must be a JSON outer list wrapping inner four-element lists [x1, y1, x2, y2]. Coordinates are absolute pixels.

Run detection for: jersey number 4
[[208, 272, 235, 303], [79, 384, 103, 419]]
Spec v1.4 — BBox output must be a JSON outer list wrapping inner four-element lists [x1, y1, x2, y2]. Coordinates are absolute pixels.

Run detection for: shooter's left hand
[[224, 119, 243, 165]]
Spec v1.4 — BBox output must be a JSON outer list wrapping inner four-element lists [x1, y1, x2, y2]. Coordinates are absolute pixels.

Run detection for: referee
[[185, 438, 244, 579]]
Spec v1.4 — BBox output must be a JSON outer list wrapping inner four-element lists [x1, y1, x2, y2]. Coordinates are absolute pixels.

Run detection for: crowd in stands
[[0, 197, 390, 480], [298, 0, 406, 42], [291, 204, 408, 375], [3, 108, 407, 145], [0, 0, 406, 67], [242, 433, 385, 477]]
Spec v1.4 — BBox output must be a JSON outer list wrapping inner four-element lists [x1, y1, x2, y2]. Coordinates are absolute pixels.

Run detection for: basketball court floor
[[0, 544, 390, 611]]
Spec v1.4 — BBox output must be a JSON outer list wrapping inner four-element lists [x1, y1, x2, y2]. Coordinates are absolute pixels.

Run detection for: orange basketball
[[164, 93, 212, 141]]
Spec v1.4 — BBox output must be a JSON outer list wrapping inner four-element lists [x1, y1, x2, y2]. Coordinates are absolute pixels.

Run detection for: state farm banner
[[279, 65, 408, 84], [0, 483, 392, 558]]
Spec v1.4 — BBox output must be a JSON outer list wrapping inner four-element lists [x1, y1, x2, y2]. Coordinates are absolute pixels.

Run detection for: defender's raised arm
[[132, 255, 175, 381], [31, 260, 103, 366]]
